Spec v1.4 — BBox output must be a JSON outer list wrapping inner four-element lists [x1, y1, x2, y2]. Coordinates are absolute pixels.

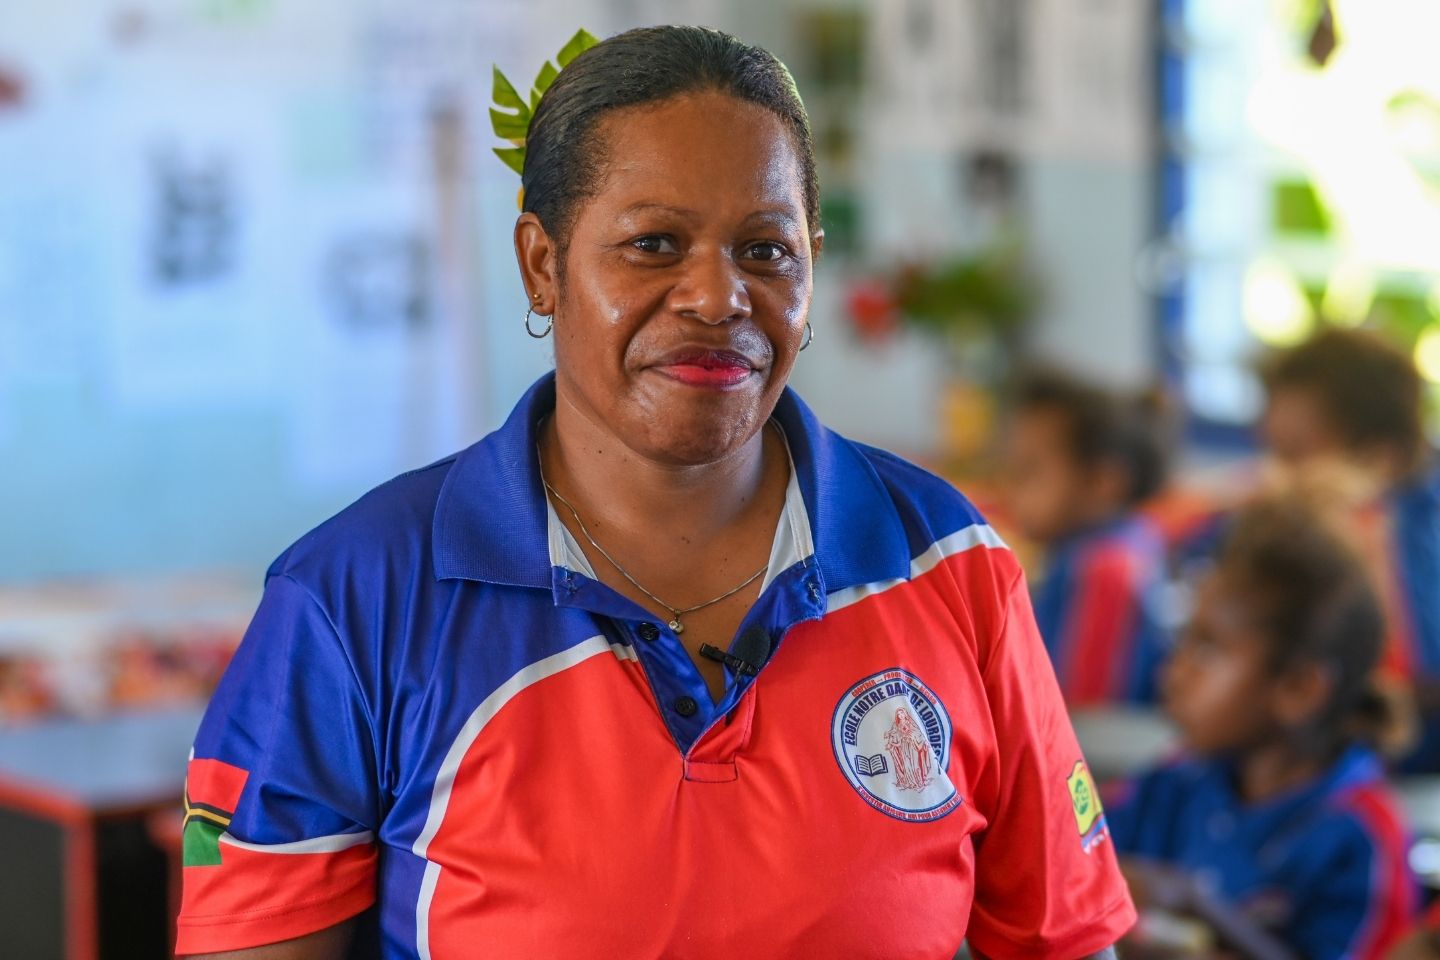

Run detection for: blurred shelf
[[0, 706, 202, 960]]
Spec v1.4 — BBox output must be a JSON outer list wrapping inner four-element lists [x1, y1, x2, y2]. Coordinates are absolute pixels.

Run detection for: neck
[[540, 387, 779, 551], [1234, 737, 1335, 805]]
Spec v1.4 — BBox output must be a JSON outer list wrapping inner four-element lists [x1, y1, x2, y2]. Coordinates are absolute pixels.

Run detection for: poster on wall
[[99, 98, 284, 412], [282, 183, 442, 491]]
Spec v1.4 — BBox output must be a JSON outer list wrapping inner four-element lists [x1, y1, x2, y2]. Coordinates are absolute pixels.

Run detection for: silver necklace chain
[[537, 456, 769, 635]]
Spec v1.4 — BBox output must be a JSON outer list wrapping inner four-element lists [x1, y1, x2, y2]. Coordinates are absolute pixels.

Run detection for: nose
[[668, 249, 752, 325]]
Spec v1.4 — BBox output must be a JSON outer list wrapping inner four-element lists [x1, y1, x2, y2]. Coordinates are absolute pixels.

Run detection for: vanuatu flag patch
[[1067, 759, 1109, 854], [183, 758, 249, 867]]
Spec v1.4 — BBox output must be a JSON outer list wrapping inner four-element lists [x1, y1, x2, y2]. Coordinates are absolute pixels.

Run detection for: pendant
[[668, 618, 684, 634]]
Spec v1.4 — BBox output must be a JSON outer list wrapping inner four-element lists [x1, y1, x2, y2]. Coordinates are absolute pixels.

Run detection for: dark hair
[[1013, 369, 1172, 506], [522, 25, 820, 254], [1219, 499, 1403, 753], [1260, 327, 1429, 478]]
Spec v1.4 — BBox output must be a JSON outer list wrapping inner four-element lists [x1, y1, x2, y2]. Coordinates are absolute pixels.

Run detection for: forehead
[[1010, 406, 1072, 451], [585, 91, 807, 224], [1265, 385, 1327, 418], [1264, 386, 1338, 443]]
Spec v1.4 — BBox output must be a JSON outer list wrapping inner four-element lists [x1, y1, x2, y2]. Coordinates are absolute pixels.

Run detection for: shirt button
[[637, 622, 661, 642], [673, 696, 699, 718]]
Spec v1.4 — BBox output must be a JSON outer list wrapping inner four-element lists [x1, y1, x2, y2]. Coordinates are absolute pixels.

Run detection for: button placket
[[684, 681, 758, 782]]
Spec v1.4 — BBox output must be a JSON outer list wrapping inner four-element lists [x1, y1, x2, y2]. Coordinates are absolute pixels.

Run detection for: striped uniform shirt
[[176, 373, 1136, 958], [1107, 746, 1416, 959], [1031, 516, 1170, 707]]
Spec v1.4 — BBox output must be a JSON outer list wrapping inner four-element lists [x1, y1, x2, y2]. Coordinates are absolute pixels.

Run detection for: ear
[[1273, 661, 1335, 729], [809, 227, 825, 262], [513, 212, 558, 315]]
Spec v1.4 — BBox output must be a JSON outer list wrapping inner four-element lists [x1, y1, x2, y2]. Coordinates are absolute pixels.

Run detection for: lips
[[651, 348, 759, 389]]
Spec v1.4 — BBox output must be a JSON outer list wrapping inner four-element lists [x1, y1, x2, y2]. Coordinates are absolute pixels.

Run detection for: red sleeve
[[174, 575, 377, 955], [965, 567, 1137, 959]]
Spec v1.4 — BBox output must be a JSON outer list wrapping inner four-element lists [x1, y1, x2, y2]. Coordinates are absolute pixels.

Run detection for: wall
[[0, 0, 1157, 582]]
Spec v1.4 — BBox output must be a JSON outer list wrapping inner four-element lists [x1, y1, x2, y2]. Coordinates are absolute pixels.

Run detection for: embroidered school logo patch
[[832, 668, 960, 822], [1067, 759, 1109, 853]]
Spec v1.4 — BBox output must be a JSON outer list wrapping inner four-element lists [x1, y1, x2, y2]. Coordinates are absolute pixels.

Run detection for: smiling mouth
[[651, 350, 758, 389]]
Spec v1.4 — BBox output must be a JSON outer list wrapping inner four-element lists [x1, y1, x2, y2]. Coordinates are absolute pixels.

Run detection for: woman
[[176, 26, 1133, 960]]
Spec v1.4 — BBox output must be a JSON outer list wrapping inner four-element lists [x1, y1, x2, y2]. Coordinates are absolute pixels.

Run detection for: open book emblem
[[853, 754, 889, 777]]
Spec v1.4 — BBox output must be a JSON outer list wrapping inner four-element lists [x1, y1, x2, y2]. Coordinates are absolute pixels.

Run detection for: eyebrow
[[617, 203, 803, 232], [619, 202, 702, 221], [741, 210, 803, 232]]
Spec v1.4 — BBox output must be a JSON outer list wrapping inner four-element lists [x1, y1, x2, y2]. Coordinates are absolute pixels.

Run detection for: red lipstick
[[652, 349, 757, 389]]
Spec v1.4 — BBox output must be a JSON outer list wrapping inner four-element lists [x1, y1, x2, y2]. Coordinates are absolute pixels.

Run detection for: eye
[[742, 241, 790, 263], [631, 235, 679, 255]]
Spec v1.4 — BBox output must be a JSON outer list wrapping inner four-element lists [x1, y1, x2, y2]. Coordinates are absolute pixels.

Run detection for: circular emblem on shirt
[[831, 668, 960, 822]]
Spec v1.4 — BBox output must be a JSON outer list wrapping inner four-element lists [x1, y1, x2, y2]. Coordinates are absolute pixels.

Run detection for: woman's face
[[523, 90, 819, 466]]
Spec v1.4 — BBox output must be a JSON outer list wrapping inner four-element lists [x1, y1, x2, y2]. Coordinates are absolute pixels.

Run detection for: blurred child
[[1111, 499, 1417, 959], [1389, 902, 1440, 960], [1002, 370, 1172, 705], [1393, 937, 1440, 960], [1260, 327, 1440, 769]]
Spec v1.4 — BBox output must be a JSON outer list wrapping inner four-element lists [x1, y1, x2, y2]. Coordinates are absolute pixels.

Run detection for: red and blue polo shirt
[[175, 373, 1136, 958], [1031, 515, 1171, 707], [1107, 745, 1416, 959]]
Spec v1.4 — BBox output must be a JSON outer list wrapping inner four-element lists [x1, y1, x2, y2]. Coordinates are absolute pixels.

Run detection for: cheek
[[1015, 480, 1059, 523], [1195, 670, 1246, 714], [759, 280, 813, 364], [1030, 467, 1080, 519], [1164, 654, 1222, 708], [1188, 666, 1270, 733], [1006, 474, 1068, 539], [554, 286, 655, 379], [1263, 398, 1333, 462]]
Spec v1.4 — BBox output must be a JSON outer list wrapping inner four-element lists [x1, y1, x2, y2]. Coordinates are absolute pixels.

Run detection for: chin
[[635, 405, 767, 465], [643, 422, 755, 465], [625, 378, 775, 465]]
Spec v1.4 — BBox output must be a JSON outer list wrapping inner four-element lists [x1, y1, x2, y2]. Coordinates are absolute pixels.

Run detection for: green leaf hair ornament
[[491, 29, 600, 210]]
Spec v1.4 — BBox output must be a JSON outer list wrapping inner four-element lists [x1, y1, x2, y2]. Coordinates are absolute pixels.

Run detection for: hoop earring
[[524, 292, 552, 338], [524, 307, 552, 339], [799, 321, 814, 352]]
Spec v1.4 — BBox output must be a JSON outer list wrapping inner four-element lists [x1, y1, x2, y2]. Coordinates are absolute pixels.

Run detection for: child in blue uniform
[[1002, 370, 1172, 705], [1110, 498, 1417, 959], [1260, 328, 1440, 770]]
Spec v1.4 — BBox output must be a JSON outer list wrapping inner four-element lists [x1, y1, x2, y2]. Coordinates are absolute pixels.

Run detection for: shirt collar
[[1206, 744, 1384, 819], [432, 372, 911, 594], [546, 421, 813, 589]]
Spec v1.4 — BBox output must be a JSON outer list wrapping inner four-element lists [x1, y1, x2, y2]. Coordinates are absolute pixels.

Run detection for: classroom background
[[3, 0, 1440, 957]]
